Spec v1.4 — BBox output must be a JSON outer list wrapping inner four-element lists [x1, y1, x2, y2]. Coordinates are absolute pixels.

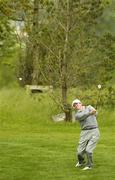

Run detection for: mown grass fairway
[[0, 89, 115, 180]]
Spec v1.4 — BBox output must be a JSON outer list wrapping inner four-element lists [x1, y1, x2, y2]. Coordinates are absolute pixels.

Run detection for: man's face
[[73, 103, 82, 110]]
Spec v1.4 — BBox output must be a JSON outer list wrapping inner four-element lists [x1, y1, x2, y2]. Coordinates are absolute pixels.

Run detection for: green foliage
[[15, 0, 105, 86], [82, 32, 115, 86], [97, 0, 115, 35], [0, 46, 20, 88], [68, 86, 115, 109], [7, 0, 113, 90], [0, 17, 16, 58]]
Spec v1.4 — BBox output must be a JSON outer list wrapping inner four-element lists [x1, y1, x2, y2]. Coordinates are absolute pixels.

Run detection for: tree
[[38, 0, 105, 120]]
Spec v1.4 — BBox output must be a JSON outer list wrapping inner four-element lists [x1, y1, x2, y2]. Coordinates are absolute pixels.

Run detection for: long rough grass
[[0, 88, 115, 180]]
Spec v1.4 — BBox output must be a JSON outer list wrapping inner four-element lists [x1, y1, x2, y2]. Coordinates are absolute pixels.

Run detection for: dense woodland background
[[0, 0, 115, 117]]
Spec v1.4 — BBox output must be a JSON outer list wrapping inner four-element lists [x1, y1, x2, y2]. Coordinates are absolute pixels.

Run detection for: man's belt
[[82, 127, 98, 130]]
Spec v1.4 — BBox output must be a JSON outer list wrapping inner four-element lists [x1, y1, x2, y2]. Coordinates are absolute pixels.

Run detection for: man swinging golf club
[[72, 99, 100, 170]]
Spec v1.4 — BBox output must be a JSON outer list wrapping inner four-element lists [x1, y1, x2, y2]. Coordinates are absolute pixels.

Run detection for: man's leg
[[85, 129, 100, 168], [85, 151, 93, 168], [76, 131, 88, 166], [77, 153, 85, 164]]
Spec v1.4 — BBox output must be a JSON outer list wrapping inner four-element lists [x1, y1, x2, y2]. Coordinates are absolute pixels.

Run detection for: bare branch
[[39, 41, 60, 60]]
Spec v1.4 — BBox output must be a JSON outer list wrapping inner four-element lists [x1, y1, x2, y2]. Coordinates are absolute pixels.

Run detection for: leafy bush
[[69, 86, 115, 109]]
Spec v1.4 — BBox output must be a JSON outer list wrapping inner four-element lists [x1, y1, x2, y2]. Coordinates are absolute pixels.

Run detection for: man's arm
[[75, 110, 91, 121], [88, 105, 97, 116]]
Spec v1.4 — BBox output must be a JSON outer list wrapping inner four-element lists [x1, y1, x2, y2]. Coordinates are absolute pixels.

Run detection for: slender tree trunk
[[61, 0, 69, 104], [61, 0, 72, 121], [32, 0, 40, 85]]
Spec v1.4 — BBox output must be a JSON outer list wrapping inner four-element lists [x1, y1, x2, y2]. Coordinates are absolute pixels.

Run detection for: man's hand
[[90, 109, 96, 115]]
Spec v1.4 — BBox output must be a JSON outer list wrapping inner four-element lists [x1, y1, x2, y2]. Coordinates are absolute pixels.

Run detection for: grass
[[0, 88, 115, 180]]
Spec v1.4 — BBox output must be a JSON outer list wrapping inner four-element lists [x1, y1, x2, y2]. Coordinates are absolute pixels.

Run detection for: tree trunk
[[61, 0, 72, 121], [32, 0, 40, 85]]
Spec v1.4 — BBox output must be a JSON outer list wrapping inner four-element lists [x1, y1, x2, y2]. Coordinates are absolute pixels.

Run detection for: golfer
[[72, 99, 100, 170]]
